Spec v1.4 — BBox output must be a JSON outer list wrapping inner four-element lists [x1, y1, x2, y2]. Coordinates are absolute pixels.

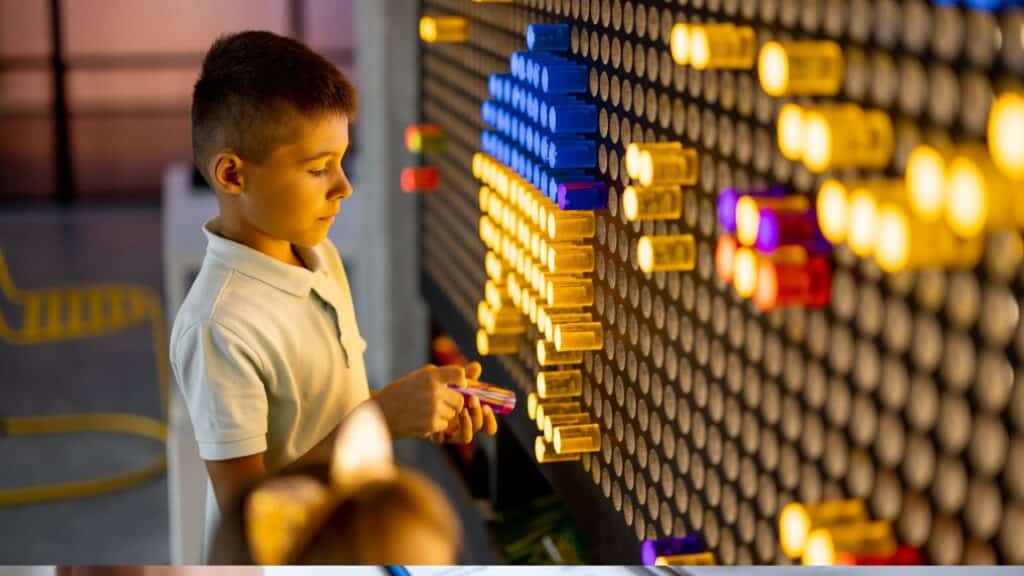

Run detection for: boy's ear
[[329, 401, 396, 498], [211, 152, 245, 195]]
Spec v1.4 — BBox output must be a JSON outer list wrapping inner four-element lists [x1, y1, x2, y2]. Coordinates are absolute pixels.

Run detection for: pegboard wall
[[418, 0, 1024, 565]]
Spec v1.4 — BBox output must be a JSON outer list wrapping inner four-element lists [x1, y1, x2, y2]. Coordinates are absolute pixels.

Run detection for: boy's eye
[[309, 167, 328, 176]]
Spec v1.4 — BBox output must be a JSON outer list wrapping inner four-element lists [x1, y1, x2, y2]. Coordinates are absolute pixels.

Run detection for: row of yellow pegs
[[528, 370, 601, 463], [622, 142, 700, 275], [779, 500, 919, 566], [473, 153, 604, 370]]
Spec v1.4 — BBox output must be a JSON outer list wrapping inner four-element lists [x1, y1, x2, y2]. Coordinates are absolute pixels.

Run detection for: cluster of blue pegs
[[479, 23, 607, 211]]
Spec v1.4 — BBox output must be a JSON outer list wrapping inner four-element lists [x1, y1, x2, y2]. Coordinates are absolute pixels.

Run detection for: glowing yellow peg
[[905, 145, 952, 222], [485, 279, 512, 310], [476, 329, 518, 356], [777, 103, 806, 161], [534, 401, 582, 431], [846, 181, 906, 259], [816, 179, 852, 245], [419, 16, 469, 43], [545, 277, 594, 307], [945, 146, 1024, 239], [637, 147, 699, 187], [622, 185, 684, 221], [526, 392, 550, 419], [543, 413, 592, 443], [485, 251, 504, 281], [637, 235, 696, 273], [689, 23, 756, 70], [552, 423, 601, 454], [543, 310, 591, 341], [626, 142, 682, 180], [547, 211, 596, 241], [802, 521, 897, 566], [654, 552, 716, 566], [535, 436, 580, 463], [802, 105, 893, 173], [732, 246, 759, 298], [670, 23, 691, 65], [472, 153, 486, 179], [536, 339, 584, 367], [779, 500, 867, 559], [989, 91, 1024, 180], [536, 370, 583, 398], [547, 244, 595, 274], [554, 321, 604, 352], [758, 40, 844, 97], [875, 205, 984, 273]]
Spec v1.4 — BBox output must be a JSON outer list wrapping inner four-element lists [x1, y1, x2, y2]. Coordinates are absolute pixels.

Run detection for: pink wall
[[0, 0, 357, 201]]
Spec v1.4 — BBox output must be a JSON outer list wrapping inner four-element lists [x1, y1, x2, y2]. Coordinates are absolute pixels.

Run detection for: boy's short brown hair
[[191, 30, 357, 181]]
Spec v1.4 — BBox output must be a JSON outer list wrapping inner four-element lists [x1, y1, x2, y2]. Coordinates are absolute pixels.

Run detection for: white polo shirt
[[169, 220, 371, 555]]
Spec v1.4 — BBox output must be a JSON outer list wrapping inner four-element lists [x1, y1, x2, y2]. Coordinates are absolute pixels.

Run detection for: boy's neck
[[212, 217, 306, 269]]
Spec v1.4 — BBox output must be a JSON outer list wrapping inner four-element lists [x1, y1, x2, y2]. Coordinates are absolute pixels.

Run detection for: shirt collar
[[203, 219, 327, 297]]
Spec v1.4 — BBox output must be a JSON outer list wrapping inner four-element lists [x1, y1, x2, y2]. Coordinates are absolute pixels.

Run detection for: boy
[[170, 30, 497, 554]]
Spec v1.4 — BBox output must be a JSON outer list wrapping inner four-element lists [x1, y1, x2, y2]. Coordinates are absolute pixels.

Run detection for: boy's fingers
[[483, 405, 498, 435], [455, 410, 473, 444], [433, 365, 467, 388], [465, 361, 482, 381], [440, 386, 466, 412], [469, 396, 484, 432]]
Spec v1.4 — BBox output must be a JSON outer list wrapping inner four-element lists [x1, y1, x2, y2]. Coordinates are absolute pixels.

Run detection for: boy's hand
[[430, 361, 499, 445], [374, 364, 467, 439]]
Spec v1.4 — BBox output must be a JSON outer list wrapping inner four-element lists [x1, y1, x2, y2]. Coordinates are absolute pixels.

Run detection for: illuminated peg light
[[905, 145, 952, 222], [626, 142, 681, 180], [688, 23, 756, 70], [670, 23, 691, 65], [479, 216, 497, 249], [547, 244, 595, 274], [754, 202, 829, 255], [543, 412, 591, 443], [715, 235, 739, 284], [777, 103, 806, 161], [552, 423, 601, 454], [526, 392, 551, 420], [400, 166, 440, 193], [485, 251, 505, 281], [654, 552, 716, 566], [845, 181, 905, 258], [637, 235, 697, 273], [476, 329, 519, 356], [535, 436, 580, 463], [816, 179, 853, 245], [404, 124, 446, 153], [637, 147, 699, 187], [541, 309, 590, 341], [754, 256, 831, 311], [419, 16, 468, 43], [945, 146, 1024, 239], [484, 279, 513, 310], [875, 205, 985, 273], [536, 339, 584, 366], [989, 91, 1024, 180], [554, 321, 603, 351], [536, 369, 583, 398], [479, 186, 491, 212], [545, 277, 594, 307], [734, 195, 810, 247], [717, 185, 786, 234], [547, 210, 596, 241], [534, 401, 582, 431], [622, 185, 683, 221], [779, 500, 868, 559], [641, 535, 707, 566], [802, 105, 894, 173], [803, 521, 897, 566], [758, 40, 844, 97], [477, 302, 525, 335], [732, 246, 759, 298], [471, 153, 486, 179]]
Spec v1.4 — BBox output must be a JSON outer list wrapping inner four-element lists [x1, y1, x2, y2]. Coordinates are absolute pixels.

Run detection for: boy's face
[[239, 112, 352, 248]]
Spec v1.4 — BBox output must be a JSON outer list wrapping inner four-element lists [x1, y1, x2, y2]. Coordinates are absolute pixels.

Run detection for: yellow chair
[[0, 247, 169, 506]]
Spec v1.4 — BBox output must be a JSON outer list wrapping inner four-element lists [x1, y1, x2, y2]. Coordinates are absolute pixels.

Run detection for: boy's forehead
[[276, 111, 350, 157]]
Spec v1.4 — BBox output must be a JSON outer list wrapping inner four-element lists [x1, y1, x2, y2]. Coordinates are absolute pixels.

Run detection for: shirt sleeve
[[171, 319, 269, 461]]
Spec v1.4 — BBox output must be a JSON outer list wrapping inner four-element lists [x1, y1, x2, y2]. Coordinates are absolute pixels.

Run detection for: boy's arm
[[205, 453, 267, 512]]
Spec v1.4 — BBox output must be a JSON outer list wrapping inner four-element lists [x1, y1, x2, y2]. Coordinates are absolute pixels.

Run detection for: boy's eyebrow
[[300, 147, 347, 163]]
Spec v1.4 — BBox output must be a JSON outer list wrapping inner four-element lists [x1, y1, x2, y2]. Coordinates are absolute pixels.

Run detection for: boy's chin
[[292, 227, 330, 248]]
